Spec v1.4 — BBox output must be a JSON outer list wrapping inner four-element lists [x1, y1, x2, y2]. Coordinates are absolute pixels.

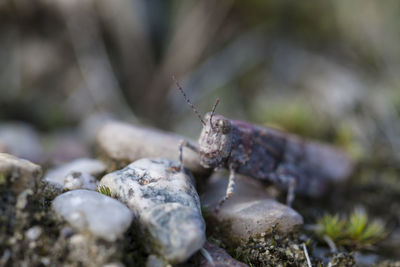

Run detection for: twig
[[200, 247, 215, 267], [323, 235, 338, 253], [302, 243, 312, 267]]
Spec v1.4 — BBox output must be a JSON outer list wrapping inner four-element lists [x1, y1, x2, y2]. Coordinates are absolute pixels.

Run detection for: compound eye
[[218, 119, 231, 134]]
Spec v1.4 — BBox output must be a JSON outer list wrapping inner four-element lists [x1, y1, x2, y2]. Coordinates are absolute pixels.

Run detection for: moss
[[0, 173, 6, 185], [315, 208, 386, 249], [98, 185, 112, 197]]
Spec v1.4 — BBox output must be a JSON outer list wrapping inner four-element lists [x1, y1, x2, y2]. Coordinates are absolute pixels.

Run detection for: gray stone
[[200, 242, 249, 267], [99, 158, 206, 264], [96, 121, 208, 175], [44, 158, 106, 187], [201, 173, 303, 242], [52, 190, 133, 242], [0, 153, 42, 194]]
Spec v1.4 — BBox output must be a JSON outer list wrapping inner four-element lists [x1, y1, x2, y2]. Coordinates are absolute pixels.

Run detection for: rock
[[0, 122, 43, 163], [44, 158, 106, 187], [0, 153, 42, 194], [200, 242, 249, 267], [99, 158, 206, 264], [52, 189, 133, 242], [201, 173, 303, 242], [63, 171, 97, 191], [96, 121, 208, 175]]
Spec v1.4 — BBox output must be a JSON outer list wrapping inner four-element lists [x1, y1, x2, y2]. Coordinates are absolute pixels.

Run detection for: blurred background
[[1, 0, 400, 167]]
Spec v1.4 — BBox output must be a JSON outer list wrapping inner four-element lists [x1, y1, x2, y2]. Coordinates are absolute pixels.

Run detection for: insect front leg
[[178, 139, 199, 171], [215, 164, 237, 212]]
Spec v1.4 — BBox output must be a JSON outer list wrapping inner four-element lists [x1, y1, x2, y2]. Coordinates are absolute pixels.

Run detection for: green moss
[[0, 173, 6, 185], [317, 214, 346, 241], [315, 208, 386, 249], [98, 185, 112, 197]]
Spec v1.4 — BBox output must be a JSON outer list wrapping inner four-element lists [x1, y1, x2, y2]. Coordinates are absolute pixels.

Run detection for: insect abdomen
[[228, 120, 286, 179]]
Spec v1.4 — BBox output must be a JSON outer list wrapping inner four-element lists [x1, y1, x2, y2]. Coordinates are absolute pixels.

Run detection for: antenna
[[172, 75, 206, 126], [210, 98, 220, 129]]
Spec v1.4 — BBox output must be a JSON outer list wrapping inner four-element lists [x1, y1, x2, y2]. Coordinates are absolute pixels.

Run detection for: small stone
[[201, 173, 303, 242], [16, 189, 33, 210], [52, 190, 133, 242], [96, 121, 208, 175], [25, 226, 42, 241], [44, 158, 106, 187], [200, 242, 249, 267], [63, 171, 97, 191], [0, 153, 42, 194], [99, 158, 206, 264]]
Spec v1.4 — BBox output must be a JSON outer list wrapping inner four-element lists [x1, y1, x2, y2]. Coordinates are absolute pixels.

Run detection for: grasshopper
[[173, 77, 353, 211]]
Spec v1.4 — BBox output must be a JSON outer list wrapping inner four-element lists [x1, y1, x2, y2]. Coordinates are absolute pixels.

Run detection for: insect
[[173, 77, 353, 211]]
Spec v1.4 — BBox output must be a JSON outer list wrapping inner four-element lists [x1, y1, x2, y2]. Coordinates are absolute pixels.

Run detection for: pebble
[[0, 153, 42, 194], [44, 158, 106, 187], [200, 242, 249, 267], [99, 158, 206, 264], [201, 173, 303, 242], [63, 171, 97, 191], [52, 189, 133, 242], [96, 121, 208, 175], [25, 226, 43, 241]]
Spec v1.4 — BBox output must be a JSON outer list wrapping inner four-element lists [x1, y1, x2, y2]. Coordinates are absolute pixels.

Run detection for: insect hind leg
[[269, 167, 297, 207]]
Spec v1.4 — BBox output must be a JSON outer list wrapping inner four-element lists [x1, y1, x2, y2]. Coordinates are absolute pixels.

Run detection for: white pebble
[[52, 190, 132, 242]]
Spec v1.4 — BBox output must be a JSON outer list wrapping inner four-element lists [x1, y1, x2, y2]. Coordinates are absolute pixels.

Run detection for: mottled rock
[[52, 190, 133, 242], [200, 242, 249, 267], [0, 122, 43, 163], [201, 173, 303, 242], [99, 158, 206, 264], [96, 121, 208, 175], [0, 153, 42, 194], [44, 158, 106, 187]]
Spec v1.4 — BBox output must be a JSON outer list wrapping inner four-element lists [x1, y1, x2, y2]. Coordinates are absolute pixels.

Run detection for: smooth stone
[[0, 153, 42, 194], [0, 122, 43, 163], [96, 121, 208, 175], [63, 171, 97, 191], [200, 242, 249, 267], [44, 158, 106, 187], [201, 173, 303, 242], [52, 190, 133, 242], [99, 158, 206, 264]]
